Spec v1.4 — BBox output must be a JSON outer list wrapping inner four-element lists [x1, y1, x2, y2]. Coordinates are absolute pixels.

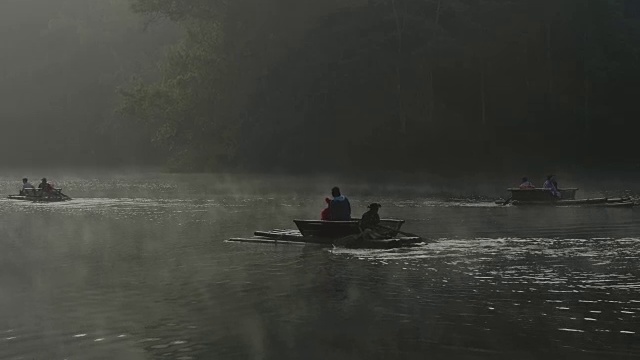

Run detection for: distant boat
[[497, 188, 636, 207], [229, 218, 423, 249], [7, 188, 71, 202]]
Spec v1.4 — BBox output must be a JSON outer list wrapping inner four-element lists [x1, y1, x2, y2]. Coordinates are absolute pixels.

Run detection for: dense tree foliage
[[121, 0, 640, 173], [3, 0, 638, 172], [0, 0, 177, 166]]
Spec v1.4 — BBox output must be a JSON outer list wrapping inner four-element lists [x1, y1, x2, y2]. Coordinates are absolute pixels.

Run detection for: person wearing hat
[[38, 178, 53, 193], [359, 203, 382, 239]]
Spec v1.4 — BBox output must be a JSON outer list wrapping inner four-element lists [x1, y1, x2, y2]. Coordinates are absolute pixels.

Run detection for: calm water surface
[[0, 172, 639, 359]]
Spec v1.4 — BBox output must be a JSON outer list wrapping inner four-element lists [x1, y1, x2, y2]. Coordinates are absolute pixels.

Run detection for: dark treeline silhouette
[[0, 0, 178, 166], [121, 0, 640, 172], [3, 0, 639, 172]]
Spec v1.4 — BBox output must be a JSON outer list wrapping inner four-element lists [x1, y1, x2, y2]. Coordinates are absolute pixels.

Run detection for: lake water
[[0, 172, 639, 359]]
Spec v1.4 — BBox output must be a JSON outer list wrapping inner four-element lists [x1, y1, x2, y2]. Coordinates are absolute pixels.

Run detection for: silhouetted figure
[[20, 178, 34, 195], [543, 175, 561, 198], [359, 203, 383, 240], [360, 203, 381, 230], [38, 178, 53, 193], [329, 187, 351, 220]]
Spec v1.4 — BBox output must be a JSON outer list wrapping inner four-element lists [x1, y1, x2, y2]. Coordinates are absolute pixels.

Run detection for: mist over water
[[3, 0, 640, 357], [0, 171, 639, 359]]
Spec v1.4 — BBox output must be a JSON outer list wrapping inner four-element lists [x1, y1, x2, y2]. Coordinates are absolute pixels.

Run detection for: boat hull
[[7, 195, 71, 202], [500, 188, 637, 207], [293, 219, 404, 238], [511, 197, 636, 207], [7, 188, 71, 202], [507, 188, 578, 201]]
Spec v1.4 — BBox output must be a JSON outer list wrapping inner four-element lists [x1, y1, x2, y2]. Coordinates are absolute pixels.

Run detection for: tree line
[[122, 0, 640, 172], [3, 0, 639, 172]]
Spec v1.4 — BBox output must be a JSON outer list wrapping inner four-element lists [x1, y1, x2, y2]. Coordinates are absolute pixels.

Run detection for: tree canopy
[[4, 0, 639, 172], [120, 0, 640, 172]]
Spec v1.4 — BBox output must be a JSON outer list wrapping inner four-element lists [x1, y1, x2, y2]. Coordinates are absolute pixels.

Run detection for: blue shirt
[[329, 196, 351, 221]]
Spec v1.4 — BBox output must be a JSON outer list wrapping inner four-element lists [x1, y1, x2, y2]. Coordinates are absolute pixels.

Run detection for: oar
[[333, 233, 361, 247], [374, 224, 421, 238], [501, 197, 512, 206]]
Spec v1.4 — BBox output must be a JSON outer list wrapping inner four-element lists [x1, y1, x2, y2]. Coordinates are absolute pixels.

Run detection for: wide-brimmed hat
[[368, 203, 381, 209]]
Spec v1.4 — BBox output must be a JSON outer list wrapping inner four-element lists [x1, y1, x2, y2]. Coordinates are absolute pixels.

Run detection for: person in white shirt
[[22, 178, 34, 189], [21, 178, 35, 195]]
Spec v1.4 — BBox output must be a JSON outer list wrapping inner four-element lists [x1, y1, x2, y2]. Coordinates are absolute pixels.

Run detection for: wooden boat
[[293, 219, 405, 238], [496, 188, 637, 207], [228, 219, 423, 249], [7, 188, 71, 202]]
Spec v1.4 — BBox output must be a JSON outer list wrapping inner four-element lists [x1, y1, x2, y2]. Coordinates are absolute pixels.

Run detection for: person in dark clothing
[[329, 187, 351, 220], [320, 197, 331, 221], [359, 203, 381, 230], [359, 203, 383, 240], [543, 175, 561, 198], [38, 178, 53, 192]]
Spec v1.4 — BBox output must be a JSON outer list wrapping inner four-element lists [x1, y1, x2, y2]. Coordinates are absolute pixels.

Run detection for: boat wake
[[330, 236, 640, 263]]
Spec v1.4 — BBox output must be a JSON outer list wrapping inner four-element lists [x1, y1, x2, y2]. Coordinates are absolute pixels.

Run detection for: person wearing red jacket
[[320, 198, 331, 220]]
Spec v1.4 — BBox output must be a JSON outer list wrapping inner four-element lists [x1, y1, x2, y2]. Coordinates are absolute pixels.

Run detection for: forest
[[3, 0, 640, 172]]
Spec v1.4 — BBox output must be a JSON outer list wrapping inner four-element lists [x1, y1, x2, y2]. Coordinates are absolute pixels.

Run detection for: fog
[[2, 2, 640, 359], [0, 0, 178, 166]]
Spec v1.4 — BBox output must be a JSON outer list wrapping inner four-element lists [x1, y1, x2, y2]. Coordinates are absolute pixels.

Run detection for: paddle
[[374, 224, 421, 238], [501, 197, 512, 206], [333, 232, 361, 247]]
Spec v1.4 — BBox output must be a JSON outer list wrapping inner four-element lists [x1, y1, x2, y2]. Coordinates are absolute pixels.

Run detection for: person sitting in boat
[[519, 177, 535, 189], [359, 203, 383, 240], [320, 197, 331, 221], [38, 178, 54, 193], [329, 186, 351, 221], [543, 175, 561, 198], [20, 178, 35, 195]]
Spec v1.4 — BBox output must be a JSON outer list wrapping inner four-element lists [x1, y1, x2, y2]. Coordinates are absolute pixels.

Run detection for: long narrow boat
[[228, 219, 423, 249], [497, 188, 636, 207]]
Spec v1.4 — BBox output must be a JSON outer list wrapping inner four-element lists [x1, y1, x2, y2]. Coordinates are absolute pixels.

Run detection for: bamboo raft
[[7, 188, 71, 202], [228, 229, 424, 249]]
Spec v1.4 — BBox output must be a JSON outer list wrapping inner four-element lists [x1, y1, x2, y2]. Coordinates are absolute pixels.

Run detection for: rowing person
[[359, 203, 383, 240], [38, 178, 54, 193], [543, 175, 561, 198]]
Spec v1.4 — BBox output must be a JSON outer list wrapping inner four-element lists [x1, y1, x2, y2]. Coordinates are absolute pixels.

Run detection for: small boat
[[293, 219, 405, 238], [7, 188, 71, 202], [228, 219, 423, 249], [496, 188, 636, 207]]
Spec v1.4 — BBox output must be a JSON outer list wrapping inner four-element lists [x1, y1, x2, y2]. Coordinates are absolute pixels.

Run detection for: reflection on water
[[0, 173, 639, 359]]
